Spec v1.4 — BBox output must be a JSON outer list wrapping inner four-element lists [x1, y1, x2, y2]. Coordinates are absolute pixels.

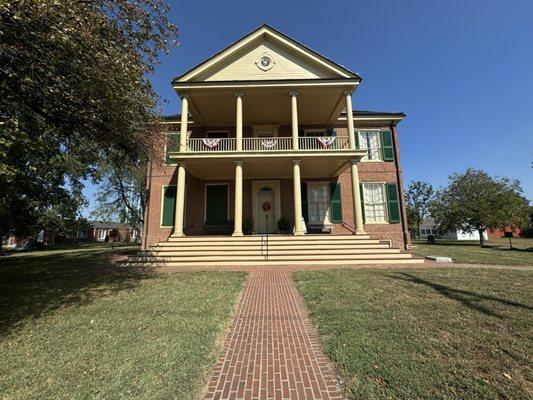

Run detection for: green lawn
[[294, 268, 533, 400], [411, 238, 533, 266], [0, 244, 246, 399]]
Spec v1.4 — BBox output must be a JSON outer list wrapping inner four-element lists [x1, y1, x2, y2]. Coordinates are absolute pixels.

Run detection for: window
[[307, 182, 330, 224], [98, 229, 107, 240], [300, 129, 326, 137], [358, 131, 382, 161], [206, 131, 228, 138], [363, 183, 387, 222]]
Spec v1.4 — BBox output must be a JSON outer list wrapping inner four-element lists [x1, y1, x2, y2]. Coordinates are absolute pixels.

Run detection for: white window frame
[[306, 181, 331, 225], [98, 229, 107, 240], [358, 130, 383, 161], [362, 182, 388, 223]]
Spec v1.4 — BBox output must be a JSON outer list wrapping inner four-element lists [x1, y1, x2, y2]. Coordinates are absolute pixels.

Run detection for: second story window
[[358, 131, 382, 161]]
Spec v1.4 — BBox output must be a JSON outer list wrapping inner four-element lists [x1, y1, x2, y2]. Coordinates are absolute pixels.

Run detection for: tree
[[91, 156, 146, 236], [430, 169, 530, 245], [0, 0, 177, 243], [405, 181, 434, 239]]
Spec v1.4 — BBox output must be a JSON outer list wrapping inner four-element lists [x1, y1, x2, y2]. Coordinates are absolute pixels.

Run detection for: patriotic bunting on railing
[[261, 139, 278, 148], [317, 137, 336, 148], [202, 138, 221, 149]]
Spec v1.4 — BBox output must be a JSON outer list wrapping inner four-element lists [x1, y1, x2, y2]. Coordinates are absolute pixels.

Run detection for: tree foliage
[[405, 181, 434, 238], [0, 0, 178, 240], [430, 169, 530, 245], [91, 156, 146, 231]]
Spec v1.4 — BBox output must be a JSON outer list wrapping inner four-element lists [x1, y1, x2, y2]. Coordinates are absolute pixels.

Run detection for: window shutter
[[359, 183, 366, 224], [355, 130, 360, 149], [301, 182, 308, 223], [380, 130, 394, 161], [386, 182, 401, 223], [330, 183, 342, 223], [165, 134, 180, 164], [161, 186, 177, 227]]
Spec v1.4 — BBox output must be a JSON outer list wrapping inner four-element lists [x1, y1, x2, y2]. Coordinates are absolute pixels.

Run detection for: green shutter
[[386, 182, 401, 223], [381, 130, 394, 161], [360, 183, 366, 224], [165, 134, 180, 164], [205, 185, 228, 225], [330, 183, 342, 223], [301, 182, 308, 223], [161, 186, 176, 227], [326, 128, 336, 137]]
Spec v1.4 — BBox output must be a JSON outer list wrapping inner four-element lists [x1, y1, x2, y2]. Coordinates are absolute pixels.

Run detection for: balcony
[[185, 136, 351, 153]]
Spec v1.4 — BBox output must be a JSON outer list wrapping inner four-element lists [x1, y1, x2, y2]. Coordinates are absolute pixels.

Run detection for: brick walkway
[[203, 268, 343, 400]]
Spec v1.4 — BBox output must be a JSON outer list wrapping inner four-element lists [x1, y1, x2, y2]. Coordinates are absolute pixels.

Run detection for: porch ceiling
[[178, 82, 357, 126], [182, 154, 354, 180]]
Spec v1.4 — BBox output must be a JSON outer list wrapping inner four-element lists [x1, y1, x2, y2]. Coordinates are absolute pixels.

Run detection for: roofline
[[172, 24, 362, 84], [161, 110, 405, 124], [173, 78, 359, 91]]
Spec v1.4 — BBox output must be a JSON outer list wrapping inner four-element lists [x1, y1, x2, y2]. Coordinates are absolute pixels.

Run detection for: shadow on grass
[[388, 272, 533, 319], [0, 246, 156, 336]]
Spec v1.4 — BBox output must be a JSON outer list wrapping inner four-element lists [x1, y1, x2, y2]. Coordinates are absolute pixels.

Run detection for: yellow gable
[[195, 38, 338, 81], [174, 25, 359, 84]]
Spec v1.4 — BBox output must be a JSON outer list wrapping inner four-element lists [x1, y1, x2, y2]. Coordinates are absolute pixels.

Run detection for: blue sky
[[83, 0, 533, 215]]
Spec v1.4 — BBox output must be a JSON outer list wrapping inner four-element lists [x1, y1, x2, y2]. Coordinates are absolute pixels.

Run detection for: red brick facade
[[143, 124, 411, 249]]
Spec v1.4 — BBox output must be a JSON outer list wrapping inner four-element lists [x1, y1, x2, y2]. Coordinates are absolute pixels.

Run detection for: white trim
[[204, 183, 230, 225], [306, 181, 332, 225], [160, 185, 176, 228], [361, 182, 389, 223], [174, 80, 358, 90], [176, 26, 356, 82], [252, 180, 281, 233]]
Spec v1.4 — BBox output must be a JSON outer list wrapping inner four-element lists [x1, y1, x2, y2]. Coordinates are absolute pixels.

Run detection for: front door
[[205, 184, 228, 225], [256, 186, 276, 233]]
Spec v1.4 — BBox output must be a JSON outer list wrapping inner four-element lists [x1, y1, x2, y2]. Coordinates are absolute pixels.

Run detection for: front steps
[[129, 235, 423, 266]]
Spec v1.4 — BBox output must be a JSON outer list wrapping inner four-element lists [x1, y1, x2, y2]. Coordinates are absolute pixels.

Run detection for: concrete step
[[144, 248, 401, 257], [126, 258, 424, 266], [165, 234, 371, 242], [130, 253, 414, 262], [154, 239, 383, 248]]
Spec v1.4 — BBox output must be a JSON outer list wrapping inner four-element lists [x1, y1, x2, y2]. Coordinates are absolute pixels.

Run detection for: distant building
[[419, 218, 488, 241]]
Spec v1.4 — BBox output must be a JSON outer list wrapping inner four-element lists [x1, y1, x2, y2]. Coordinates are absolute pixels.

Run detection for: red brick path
[[203, 268, 344, 400]]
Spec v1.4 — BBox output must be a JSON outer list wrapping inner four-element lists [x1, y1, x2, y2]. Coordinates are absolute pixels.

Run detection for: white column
[[179, 95, 189, 152], [290, 91, 299, 150], [235, 92, 244, 151], [292, 159, 304, 235], [172, 162, 186, 237], [345, 91, 356, 149], [350, 159, 365, 234], [232, 161, 243, 236]]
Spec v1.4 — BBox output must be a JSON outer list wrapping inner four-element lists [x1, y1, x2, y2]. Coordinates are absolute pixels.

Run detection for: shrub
[[277, 217, 290, 233], [243, 218, 254, 235]]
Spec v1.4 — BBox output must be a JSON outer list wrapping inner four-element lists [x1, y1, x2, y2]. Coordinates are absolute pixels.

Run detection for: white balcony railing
[[184, 136, 351, 153], [298, 136, 350, 151], [242, 137, 292, 151]]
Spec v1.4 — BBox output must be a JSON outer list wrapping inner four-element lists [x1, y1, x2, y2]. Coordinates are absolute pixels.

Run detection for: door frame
[[252, 180, 281, 233], [306, 181, 332, 225], [204, 183, 230, 225]]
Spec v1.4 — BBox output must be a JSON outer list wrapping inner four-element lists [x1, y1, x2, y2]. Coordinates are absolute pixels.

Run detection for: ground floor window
[[307, 182, 330, 224], [98, 229, 107, 240], [205, 184, 229, 225], [363, 183, 387, 222]]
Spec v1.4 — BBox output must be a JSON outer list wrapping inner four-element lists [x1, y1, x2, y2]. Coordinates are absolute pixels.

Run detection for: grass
[[0, 243, 246, 399], [411, 237, 533, 266], [294, 268, 533, 400]]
